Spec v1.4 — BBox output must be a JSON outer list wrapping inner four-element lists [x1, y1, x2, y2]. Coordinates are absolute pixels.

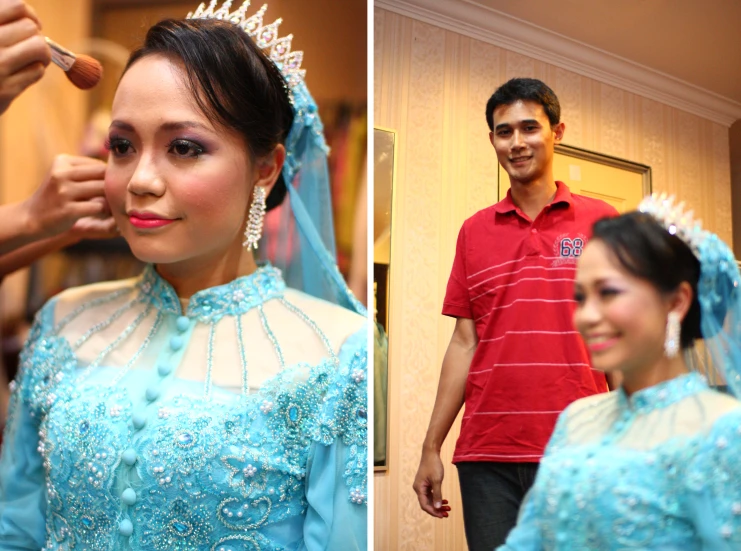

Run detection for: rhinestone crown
[[187, 1, 306, 88], [638, 193, 709, 256]]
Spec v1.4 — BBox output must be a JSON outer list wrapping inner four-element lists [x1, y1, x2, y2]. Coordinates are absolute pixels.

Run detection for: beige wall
[[373, 7, 733, 550]]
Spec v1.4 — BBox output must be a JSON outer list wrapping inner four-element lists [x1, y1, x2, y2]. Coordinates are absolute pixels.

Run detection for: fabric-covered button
[[122, 448, 137, 466], [157, 364, 172, 377], [132, 411, 147, 429], [121, 488, 137, 506], [119, 519, 133, 536], [176, 316, 189, 332], [145, 386, 160, 402], [170, 336, 183, 351]]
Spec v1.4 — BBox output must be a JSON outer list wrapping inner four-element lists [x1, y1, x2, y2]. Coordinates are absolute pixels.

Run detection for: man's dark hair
[[485, 78, 560, 131]]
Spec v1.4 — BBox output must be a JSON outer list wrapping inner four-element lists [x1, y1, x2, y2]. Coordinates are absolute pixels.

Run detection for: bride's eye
[[169, 139, 205, 159]]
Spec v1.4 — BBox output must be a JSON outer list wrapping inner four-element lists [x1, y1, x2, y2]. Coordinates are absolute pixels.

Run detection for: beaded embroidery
[[5, 264, 367, 549], [500, 374, 741, 549]]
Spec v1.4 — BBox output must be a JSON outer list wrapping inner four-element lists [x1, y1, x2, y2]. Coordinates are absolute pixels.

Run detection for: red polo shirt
[[443, 182, 618, 463]]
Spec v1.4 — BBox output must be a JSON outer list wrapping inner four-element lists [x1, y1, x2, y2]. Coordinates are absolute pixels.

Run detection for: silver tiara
[[186, 1, 306, 88], [638, 193, 708, 256]]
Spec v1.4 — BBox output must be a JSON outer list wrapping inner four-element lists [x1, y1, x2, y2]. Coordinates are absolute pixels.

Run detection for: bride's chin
[[126, 244, 183, 265]]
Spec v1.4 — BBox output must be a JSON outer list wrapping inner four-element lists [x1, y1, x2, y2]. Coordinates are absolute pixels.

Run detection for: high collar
[[618, 372, 708, 416], [136, 263, 285, 322], [493, 181, 573, 214]]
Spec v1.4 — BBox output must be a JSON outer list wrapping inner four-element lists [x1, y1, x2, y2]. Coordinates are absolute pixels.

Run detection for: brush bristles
[[67, 55, 103, 90]]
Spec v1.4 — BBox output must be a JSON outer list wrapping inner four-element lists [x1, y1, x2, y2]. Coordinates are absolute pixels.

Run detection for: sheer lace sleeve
[[0, 299, 60, 549], [302, 327, 367, 550], [684, 407, 741, 549]]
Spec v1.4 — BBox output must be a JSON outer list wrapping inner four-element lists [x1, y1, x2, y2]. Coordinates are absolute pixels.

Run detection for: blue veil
[[264, 79, 366, 315], [695, 233, 741, 396], [638, 195, 741, 396], [186, 1, 365, 316]]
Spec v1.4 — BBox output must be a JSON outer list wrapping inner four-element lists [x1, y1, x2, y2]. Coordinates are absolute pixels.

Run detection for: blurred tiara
[[638, 193, 709, 256], [186, 1, 306, 88]]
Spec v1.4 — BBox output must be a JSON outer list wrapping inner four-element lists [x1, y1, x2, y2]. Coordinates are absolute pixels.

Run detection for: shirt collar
[[493, 181, 573, 214], [137, 263, 285, 322]]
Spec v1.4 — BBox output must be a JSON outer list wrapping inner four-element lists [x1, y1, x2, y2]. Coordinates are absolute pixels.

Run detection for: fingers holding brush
[[0, 0, 39, 27], [0, 0, 50, 115]]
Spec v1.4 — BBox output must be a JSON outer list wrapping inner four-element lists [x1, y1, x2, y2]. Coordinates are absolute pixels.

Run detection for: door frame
[[498, 143, 652, 201]]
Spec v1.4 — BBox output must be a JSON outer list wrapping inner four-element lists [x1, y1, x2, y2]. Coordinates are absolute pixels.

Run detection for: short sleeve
[[0, 299, 59, 548], [303, 327, 367, 550], [442, 224, 473, 319], [684, 408, 741, 549]]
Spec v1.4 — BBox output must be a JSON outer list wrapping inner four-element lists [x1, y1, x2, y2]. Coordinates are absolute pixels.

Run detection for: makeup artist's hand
[[22, 154, 115, 241], [0, 0, 51, 115]]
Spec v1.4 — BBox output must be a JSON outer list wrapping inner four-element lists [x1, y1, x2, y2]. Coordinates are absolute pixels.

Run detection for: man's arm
[[412, 316, 478, 518]]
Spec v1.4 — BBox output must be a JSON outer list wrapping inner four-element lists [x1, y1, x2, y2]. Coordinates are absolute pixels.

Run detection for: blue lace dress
[[0, 264, 368, 550], [499, 372, 741, 550]]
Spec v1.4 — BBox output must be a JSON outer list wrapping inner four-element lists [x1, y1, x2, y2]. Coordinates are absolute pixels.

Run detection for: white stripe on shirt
[[455, 453, 544, 459], [471, 277, 576, 301], [475, 298, 575, 322], [469, 264, 575, 291], [468, 362, 591, 376], [468, 255, 563, 279], [480, 330, 581, 344]]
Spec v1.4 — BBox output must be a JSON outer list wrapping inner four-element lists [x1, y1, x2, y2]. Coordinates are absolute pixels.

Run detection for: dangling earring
[[664, 311, 681, 358], [243, 186, 267, 250]]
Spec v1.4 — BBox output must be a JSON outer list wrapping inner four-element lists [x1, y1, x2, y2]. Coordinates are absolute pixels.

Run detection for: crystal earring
[[664, 311, 681, 358], [243, 186, 267, 250]]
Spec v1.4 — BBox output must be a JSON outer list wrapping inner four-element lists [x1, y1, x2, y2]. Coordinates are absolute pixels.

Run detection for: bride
[[0, 2, 368, 549]]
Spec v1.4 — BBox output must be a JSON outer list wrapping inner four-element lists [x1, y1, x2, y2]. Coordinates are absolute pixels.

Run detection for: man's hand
[[0, 0, 51, 115], [23, 155, 112, 240], [413, 450, 451, 518]]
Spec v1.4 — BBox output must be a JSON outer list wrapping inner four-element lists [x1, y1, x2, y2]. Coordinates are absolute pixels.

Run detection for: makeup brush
[[45, 37, 103, 90]]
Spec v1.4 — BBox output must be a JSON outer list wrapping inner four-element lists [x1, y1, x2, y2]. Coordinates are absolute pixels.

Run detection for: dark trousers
[[456, 461, 539, 551]]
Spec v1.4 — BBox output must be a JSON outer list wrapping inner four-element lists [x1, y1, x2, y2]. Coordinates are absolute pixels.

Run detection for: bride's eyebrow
[[109, 120, 212, 133], [159, 121, 211, 132], [109, 120, 134, 132]]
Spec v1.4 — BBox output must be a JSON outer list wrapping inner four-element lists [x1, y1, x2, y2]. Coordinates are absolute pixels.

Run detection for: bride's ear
[[252, 144, 286, 195]]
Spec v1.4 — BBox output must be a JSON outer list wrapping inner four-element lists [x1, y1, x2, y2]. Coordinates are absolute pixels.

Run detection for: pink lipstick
[[128, 211, 176, 229]]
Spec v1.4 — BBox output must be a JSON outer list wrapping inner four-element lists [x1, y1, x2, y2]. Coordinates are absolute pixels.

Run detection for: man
[[412, 78, 618, 550]]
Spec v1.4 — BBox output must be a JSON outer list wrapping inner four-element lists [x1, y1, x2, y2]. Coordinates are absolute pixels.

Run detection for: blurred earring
[[243, 186, 267, 250], [664, 312, 680, 358]]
